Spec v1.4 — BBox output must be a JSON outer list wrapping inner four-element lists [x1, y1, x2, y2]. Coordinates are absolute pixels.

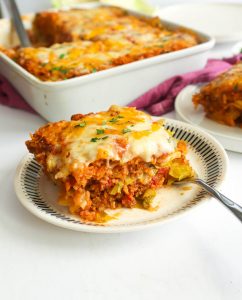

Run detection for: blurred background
[[1, 0, 240, 58], [1, 0, 242, 15]]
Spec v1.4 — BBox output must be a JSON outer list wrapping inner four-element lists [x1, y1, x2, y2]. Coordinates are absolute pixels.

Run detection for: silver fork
[[3, 0, 31, 47], [0, 1, 2, 19], [174, 178, 242, 222]]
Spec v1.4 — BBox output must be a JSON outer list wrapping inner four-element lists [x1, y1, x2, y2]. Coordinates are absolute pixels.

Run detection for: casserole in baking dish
[[4, 6, 199, 81], [0, 3, 215, 121]]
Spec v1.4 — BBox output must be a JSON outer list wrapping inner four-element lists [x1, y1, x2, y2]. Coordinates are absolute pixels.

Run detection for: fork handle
[[195, 179, 242, 222], [3, 0, 31, 47]]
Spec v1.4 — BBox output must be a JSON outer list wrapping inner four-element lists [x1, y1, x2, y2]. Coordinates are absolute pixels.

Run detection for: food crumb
[[182, 186, 192, 191]]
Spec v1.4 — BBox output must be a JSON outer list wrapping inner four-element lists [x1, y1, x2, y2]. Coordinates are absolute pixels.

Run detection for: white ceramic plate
[[175, 85, 242, 153], [158, 3, 242, 44], [15, 119, 228, 233], [232, 41, 242, 55]]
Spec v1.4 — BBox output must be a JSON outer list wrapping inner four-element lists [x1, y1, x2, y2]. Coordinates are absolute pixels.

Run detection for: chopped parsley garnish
[[109, 115, 124, 123], [92, 68, 97, 73], [52, 66, 68, 74], [122, 128, 132, 134], [109, 117, 118, 123], [75, 121, 86, 128], [59, 53, 66, 59], [52, 67, 61, 71], [102, 120, 107, 125], [60, 68, 68, 74], [234, 83, 239, 92], [90, 136, 108, 142], [96, 129, 105, 135], [90, 137, 99, 142]]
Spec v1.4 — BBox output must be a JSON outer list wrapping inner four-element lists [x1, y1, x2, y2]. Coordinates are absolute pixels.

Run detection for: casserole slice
[[193, 62, 242, 127], [26, 105, 194, 222]]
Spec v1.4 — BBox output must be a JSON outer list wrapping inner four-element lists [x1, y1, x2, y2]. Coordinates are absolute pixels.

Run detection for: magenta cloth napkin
[[0, 54, 242, 115], [0, 74, 36, 113], [129, 54, 242, 115]]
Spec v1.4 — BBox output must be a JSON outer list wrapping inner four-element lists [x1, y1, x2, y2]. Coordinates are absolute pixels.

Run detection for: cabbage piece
[[142, 188, 157, 209], [110, 182, 124, 195], [169, 162, 194, 181]]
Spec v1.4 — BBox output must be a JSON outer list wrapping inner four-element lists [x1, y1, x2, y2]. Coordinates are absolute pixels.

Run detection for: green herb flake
[[234, 83, 239, 92], [52, 66, 61, 71], [90, 137, 99, 142], [122, 128, 132, 134], [90, 136, 108, 142], [59, 53, 66, 59], [75, 121, 86, 128], [92, 68, 97, 73], [60, 68, 68, 74], [51, 66, 68, 74], [109, 115, 124, 123], [109, 117, 118, 123], [102, 120, 107, 125], [96, 129, 105, 135]]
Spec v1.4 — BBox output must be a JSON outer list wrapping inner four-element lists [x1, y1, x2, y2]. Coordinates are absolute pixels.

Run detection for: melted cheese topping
[[47, 106, 175, 176], [12, 7, 198, 81]]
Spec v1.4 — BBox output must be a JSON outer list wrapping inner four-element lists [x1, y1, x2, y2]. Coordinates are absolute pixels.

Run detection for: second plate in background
[[175, 85, 242, 153]]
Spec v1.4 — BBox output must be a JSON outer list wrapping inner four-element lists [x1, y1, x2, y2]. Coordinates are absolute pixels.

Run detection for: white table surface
[[1, 105, 241, 300], [0, 1, 242, 300]]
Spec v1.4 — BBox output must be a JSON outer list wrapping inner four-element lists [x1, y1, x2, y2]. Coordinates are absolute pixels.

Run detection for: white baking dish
[[0, 4, 215, 122]]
